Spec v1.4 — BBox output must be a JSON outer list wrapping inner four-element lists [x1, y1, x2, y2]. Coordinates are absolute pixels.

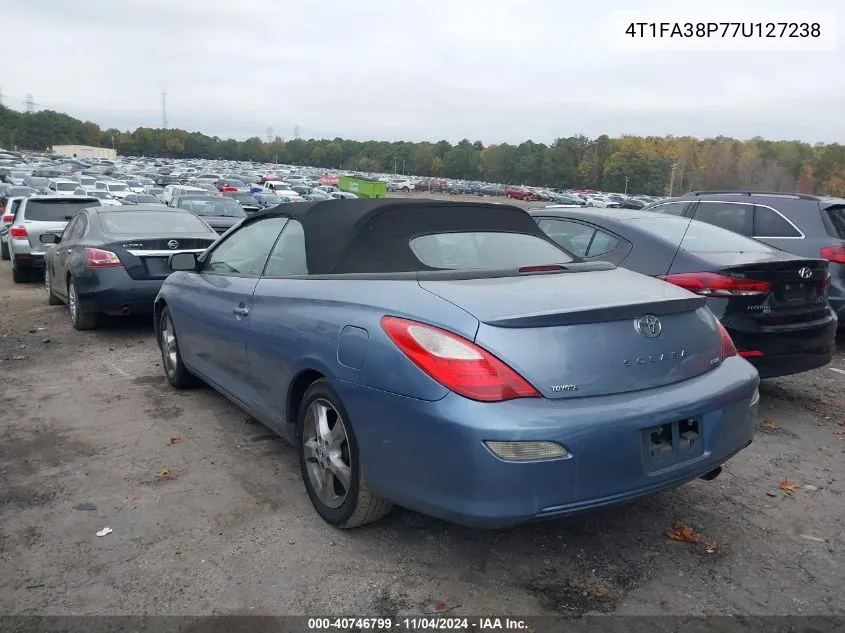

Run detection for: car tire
[[158, 307, 199, 389], [298, 378, 392, 528], [402, 187, 410, 192], [67, 278, 98, 330], [0, 240, 9, 261], [45, 267, 62, 306], [11, 264, 28, 284]]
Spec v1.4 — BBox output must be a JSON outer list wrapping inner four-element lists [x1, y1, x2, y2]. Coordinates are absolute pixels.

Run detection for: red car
[[505, 186, 538, 201]]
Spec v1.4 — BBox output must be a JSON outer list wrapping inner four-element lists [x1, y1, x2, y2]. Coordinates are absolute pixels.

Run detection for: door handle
[[232, 306, 250, 317]]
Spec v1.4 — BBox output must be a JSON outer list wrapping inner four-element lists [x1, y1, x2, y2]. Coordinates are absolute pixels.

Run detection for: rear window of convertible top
[[409, 231, 573, 270]]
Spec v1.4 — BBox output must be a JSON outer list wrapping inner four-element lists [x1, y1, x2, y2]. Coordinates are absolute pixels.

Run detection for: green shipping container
[[339, 176, 387, 199]]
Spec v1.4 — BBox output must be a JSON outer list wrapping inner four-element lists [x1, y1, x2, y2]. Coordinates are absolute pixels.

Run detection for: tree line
[[1, 105, 843, 196]]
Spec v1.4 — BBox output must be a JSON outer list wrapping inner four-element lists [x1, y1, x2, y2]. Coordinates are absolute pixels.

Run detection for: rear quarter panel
[[246, 278, 480, 415]]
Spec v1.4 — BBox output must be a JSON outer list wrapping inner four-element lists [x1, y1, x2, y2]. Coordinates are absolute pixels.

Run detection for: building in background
[[51, 144, 116, 161]]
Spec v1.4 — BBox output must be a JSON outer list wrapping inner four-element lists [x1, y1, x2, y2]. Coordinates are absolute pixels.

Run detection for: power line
[[161, 92, 168, 130]]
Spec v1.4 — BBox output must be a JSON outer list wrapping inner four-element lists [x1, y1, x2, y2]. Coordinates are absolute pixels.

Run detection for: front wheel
[[298, 379, 392, 528]]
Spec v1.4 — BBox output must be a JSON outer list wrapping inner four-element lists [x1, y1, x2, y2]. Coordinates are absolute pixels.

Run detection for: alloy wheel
[[160, 315, 179, 376], [302, 399, 352, 509]]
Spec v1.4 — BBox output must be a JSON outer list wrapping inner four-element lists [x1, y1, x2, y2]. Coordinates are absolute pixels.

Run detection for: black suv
[[645, 191, 845, 327]]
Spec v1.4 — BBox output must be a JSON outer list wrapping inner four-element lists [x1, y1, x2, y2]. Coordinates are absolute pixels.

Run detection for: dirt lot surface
[[0, 255, 843, 617]]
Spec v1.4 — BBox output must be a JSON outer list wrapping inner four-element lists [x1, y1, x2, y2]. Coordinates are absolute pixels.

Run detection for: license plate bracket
[[642, 417, 704, 472]]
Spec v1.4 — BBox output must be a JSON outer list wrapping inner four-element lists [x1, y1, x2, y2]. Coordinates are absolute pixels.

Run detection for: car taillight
[[9, 226, 27, 238], [85, 248, 123, 268], [717, 322, 738, 360], [820, 246, 845, 264], [2, 214, 14, 223], [657, 272, 771, 296], [380, 316, 540, 402]]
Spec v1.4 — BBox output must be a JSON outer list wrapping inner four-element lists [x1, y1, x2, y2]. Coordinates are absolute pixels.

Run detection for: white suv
[[47, 179, 80, 197], [94, 180, 130, 200]]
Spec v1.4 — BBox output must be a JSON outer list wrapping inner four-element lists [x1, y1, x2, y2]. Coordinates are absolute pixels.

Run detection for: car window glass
[[586, 229, 622, 256], [536, 219, 594, 257], [75, 215, 88, 239], [204, 217, 287, 275], [263, 220, 308, 276], [753, 206, 801, 237], [410, 232, 573, 269], [693, 202, 753, 235], [627, 217, 772, 253], [61, 216, 80, 241], [650, 202, 688, 216]]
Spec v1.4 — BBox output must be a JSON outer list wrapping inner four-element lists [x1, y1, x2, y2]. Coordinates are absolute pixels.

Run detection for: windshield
[[231, 194, 258, 202], [134, 195, 158, 203], [91, 191, 113, 199], [626, 216, 773, 253], [11, 171, 27, 178], [224, 180, 246, 188], [126, 181, 142, 187], [108, 183, 128, 192], [409, 232, 573, 269], [55, 182, 76, 191], [79, 177, 96, 185], [178, 197, 246, 217], [262, 195, 283, 204], [25, 177, 48, 186], [24, 199, 101, 221], [100, 210, 211, 234]]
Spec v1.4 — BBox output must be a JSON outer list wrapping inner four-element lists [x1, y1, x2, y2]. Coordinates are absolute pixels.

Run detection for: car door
[[247, 218, 309, 430], [52, 214, 86, 295], [174, 216, 288, 405]]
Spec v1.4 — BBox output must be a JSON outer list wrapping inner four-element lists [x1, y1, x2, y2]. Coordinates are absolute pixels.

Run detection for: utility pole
[[668, 160, 679, 196], [25, 94, 35, 113], [624, 175, 630, 195], [161, 92, 168, 130], [394, 156, 398, 174]]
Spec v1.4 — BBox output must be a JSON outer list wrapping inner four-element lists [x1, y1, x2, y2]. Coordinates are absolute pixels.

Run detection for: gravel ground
[[0, 252, 843, 617]]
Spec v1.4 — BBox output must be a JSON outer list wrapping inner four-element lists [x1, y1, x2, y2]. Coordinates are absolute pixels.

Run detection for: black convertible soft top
[[249, 199, 555, 275]]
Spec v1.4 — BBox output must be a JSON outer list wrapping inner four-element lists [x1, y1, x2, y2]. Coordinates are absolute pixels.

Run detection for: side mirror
[[40, 233, 60, 244], [169, 251, 199, 271]]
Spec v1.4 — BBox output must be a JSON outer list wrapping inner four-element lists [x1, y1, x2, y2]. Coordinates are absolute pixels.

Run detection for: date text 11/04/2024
[[624, 22, 821, 38]]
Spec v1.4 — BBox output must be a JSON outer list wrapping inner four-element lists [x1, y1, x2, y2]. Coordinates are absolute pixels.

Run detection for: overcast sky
[[3, 0, 843, 144]]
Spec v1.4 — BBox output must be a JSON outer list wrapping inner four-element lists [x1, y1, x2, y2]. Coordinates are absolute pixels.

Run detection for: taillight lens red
[[2, 214, 15, 223], [380, 316, 540, 402], [820, 246, 845, 264], [9, 226, 27, 238], [85, 248, 123, 268], [657, 272, 771, 296], [718, 322, 738, 360]]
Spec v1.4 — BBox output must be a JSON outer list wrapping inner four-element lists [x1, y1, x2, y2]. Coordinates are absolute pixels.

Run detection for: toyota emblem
[[635, 314, 662, 338], [798, 267, 812, 279], [167, 240, 179, 250]]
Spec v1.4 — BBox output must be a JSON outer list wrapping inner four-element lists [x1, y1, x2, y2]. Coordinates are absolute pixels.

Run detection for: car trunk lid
[[103, 236, 215, 280], [418, 268, 723, 399]]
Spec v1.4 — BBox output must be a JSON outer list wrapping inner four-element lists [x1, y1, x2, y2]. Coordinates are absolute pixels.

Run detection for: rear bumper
[[729, 311, 838, 379], [75, 268, 164, 314], [332, 356, 759, 529], [11, 250, 44, 269]]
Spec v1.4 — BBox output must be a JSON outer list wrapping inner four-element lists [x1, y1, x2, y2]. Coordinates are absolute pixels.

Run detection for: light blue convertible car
[[154, 199, 760, 529]]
